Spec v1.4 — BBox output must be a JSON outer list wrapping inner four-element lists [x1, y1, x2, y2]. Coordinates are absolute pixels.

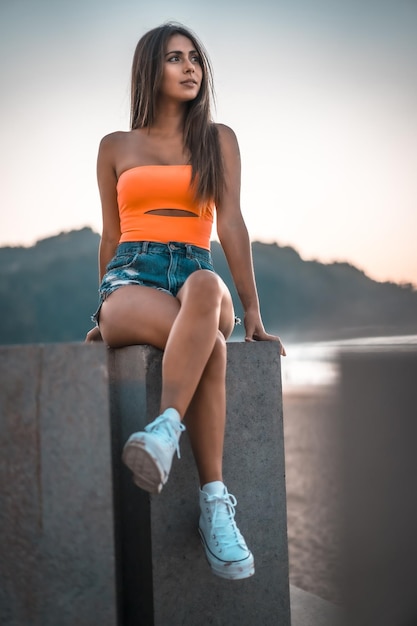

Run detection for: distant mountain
[[1, 227, 416, 345]]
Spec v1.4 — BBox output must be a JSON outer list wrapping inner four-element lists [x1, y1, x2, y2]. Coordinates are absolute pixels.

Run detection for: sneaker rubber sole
[[198, 528, 255, 580], [122, 435, 167, 494]]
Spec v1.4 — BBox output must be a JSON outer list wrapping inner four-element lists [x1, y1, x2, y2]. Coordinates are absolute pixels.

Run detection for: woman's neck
[[152, 100, 187, 136]]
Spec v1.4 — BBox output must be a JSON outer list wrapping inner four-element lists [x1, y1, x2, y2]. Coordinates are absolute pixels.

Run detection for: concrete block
[[1, 341, 290, 626], [338, 348, 417, 626], [109, 341, 290, 626], [0, 344, 118, 626]]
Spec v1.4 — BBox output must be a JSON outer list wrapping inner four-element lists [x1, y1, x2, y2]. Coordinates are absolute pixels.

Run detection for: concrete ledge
[[0, 343, 117, 626], [1, 341, 290, 625]]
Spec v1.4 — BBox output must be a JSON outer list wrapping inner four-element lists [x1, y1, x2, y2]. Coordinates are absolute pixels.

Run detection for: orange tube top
[[117, 165, 214, 250]]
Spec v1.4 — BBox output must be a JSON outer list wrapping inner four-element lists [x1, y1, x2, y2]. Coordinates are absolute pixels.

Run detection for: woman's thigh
[[99, 284, 180, 349], [99, 270, 235, 348]]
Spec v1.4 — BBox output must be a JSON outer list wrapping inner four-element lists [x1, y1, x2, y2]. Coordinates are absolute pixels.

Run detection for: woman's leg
[[100, 273, 253, 578], [161, 270, 233, 486], [99, 270, 234, 417], [184, 332, 227, 486], [160, 269, 234, 416], [99, 270, 234, 487]]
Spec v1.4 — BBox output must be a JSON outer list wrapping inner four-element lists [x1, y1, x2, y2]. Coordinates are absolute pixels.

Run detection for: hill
[[1, 227, 416, 344]]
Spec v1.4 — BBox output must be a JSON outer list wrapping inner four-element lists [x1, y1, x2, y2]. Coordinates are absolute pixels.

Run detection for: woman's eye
[[167, 54, 200, 64]]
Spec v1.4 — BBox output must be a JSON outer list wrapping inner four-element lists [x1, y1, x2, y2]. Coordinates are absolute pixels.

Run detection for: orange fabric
[[117, 165, 214, 250]]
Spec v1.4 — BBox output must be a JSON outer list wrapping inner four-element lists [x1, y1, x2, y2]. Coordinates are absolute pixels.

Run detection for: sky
[[1, 0, 416, 286]]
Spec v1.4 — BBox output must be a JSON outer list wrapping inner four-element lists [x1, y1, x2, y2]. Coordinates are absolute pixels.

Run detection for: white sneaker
[[122, 408, 185, 494], [199, 484, 255, 580]]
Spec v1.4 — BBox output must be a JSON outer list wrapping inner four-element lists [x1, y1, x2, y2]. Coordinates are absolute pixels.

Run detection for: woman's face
[[159, 34, 203, 102]]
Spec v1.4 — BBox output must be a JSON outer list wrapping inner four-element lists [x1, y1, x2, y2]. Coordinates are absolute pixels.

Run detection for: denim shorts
[[92, 241, 215, 324]]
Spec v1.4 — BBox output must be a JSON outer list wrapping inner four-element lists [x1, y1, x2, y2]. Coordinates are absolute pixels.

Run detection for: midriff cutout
[[145, 208, 198, 217]]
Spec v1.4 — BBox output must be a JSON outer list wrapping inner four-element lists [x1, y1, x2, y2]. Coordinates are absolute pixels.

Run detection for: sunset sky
[[1, 0, 416, 285]]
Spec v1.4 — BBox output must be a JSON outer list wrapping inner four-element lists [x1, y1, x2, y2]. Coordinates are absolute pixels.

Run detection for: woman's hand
[[244, 310, 286, 356], [85, 326, 103, 343]]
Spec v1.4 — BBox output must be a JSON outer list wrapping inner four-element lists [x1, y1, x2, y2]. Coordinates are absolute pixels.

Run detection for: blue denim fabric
[[92, 241, 214, 324]]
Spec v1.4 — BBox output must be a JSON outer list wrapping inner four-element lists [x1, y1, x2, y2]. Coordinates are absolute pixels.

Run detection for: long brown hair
[[130, 23, 224, 207]]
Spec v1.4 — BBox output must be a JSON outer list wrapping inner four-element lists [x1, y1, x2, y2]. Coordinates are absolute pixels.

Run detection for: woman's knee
[[180, 270, 224, 307]]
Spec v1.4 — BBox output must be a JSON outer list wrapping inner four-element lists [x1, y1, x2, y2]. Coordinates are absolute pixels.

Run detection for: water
[[281, 334, 417, 390]]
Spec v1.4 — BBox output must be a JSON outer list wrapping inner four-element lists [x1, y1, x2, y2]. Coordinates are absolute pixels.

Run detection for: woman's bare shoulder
[[214, 123, 240, 159], [215, 123, 238, 142], [99, 130, 133, 150], [98, 130, 144, 171]]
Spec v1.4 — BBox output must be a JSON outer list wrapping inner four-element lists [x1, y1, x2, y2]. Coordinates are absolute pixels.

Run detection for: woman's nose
[[184, 58, 195, 72]]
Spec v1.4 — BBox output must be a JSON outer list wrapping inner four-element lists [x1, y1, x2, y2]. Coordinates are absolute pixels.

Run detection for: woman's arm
[[215, 124, 285, 354], [85, 133, 121, 343], [96, 133, 122, 281]]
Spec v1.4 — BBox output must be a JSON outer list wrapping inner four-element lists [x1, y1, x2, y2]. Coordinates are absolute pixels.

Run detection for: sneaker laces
[[204, 490, 247, 551], [144, 413, 186, 458]]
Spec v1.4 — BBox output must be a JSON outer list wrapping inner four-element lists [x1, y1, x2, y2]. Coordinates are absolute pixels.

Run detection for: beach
[[283, 384, 343, 607], [282, 335, 417, 611]]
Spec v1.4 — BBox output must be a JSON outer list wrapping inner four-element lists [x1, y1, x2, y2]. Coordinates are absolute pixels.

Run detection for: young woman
[[86, 22, 285, 580]]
